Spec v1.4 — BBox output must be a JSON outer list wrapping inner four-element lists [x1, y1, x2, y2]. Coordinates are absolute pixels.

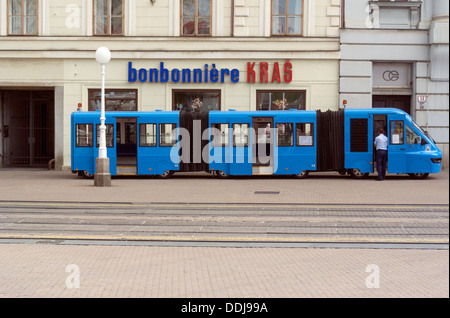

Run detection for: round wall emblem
[[382, 70, 400, 81]]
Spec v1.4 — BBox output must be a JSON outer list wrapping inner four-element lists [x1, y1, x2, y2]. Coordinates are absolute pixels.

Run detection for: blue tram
[[71, 108, 442, 179]]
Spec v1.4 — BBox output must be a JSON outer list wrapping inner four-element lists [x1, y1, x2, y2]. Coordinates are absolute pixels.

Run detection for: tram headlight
[[431, 158, 442, 164]]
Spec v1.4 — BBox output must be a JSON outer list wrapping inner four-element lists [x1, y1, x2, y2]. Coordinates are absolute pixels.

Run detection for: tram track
[[0, 201, 448, 249]]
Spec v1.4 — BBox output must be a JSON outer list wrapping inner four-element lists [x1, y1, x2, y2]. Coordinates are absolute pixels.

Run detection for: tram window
[[390, 121, 404, 145], [159, 123, 177, 147], [276, 123, 294, 147], [96, 124, 114, 148], [350, 118, 368, 152], [406, 125, 421, 144], [139, 124, 157, 147], [233, 123, 249, 147], [296, 123, 314, 146], [76, 124, 93, 147], [211, 124, 229, 147]]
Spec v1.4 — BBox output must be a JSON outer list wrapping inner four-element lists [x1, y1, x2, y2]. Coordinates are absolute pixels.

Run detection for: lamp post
[[94, 47, 112, 187]]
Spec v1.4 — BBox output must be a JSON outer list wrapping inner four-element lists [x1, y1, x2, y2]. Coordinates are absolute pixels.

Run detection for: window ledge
[[369, 1, 422, 9]]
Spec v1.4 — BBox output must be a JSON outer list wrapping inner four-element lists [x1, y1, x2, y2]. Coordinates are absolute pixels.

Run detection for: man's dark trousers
[[376, 149, 387, 180]]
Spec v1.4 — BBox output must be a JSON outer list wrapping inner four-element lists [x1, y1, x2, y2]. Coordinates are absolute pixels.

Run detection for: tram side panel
[[137, 112, 180, 176], [72, 112, 117, 176], [273, 112, 318, 175], [344, 111, 374, 174], [71, 113, 96, 176]]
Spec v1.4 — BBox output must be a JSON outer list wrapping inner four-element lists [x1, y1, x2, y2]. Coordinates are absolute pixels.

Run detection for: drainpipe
[[231, 0, 235, 37]]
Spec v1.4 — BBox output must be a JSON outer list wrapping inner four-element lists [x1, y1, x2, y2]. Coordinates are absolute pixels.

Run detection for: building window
[[257, 90, 306, 111], [181, 0, 211, 36], [173, 90, 220, 111], [94, 0, 124, 35], [272, 0, 303, 36], [8, 0, 38, 35], [88, 89, 137, 111]]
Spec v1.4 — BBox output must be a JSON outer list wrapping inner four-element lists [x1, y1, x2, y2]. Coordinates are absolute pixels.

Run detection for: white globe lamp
[[94, 47, 112, 187]]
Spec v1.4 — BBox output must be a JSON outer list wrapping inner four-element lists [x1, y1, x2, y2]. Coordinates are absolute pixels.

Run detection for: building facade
[[340, 0, 449, 168], [0, 0, 341, 170], [1, 0, 448, 172]]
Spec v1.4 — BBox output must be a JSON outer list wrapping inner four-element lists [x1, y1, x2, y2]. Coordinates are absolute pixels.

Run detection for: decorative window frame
[[92, 0, 125, 36], [5, 0, 41, 36], [270, 0, 304, 36], [368, 0, 422, 29]]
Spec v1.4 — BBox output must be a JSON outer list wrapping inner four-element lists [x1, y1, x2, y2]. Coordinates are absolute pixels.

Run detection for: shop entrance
[[373, 95, 411, 114], [1, 90, 54, 167]]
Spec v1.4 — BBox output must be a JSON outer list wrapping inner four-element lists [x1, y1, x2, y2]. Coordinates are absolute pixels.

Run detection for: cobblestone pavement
[[0, 244, 448, 298], [0, 169, 448, 298]]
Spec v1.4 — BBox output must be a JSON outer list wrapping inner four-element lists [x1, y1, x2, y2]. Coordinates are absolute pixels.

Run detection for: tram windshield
[[411, 119, 436, 144]]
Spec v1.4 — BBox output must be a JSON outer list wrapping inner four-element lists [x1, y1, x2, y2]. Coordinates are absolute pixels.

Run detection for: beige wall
[[0, 0, 341, 169], [0, 0, 340, 37]]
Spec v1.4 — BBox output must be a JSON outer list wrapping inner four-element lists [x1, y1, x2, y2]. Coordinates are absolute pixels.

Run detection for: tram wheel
[[294, 170, 309, 179], [408, 173, 429, 179], [158, 170, 174, 179], [83, 171, 94, 179], [348, 169, 369, 179], [215, 170, 229, 178]]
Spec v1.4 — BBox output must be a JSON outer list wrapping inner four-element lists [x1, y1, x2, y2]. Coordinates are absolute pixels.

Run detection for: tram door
[[116, 117, 137, 175], [373, 114, 387, 170], [387, 114, 407, 173], [252, 117, 274, 175]]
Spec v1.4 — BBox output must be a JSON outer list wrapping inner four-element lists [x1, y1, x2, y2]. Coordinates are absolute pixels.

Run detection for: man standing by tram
[[374, 128, 388, 181]]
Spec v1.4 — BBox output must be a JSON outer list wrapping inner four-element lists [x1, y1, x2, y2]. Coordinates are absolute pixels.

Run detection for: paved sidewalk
[[0, 169, 448, 205], [0, 168, 448, 298], [0, 244, 448, 298]]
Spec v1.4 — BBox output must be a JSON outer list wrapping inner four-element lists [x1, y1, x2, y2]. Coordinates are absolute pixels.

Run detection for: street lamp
[[94, 47, 112, 187]]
